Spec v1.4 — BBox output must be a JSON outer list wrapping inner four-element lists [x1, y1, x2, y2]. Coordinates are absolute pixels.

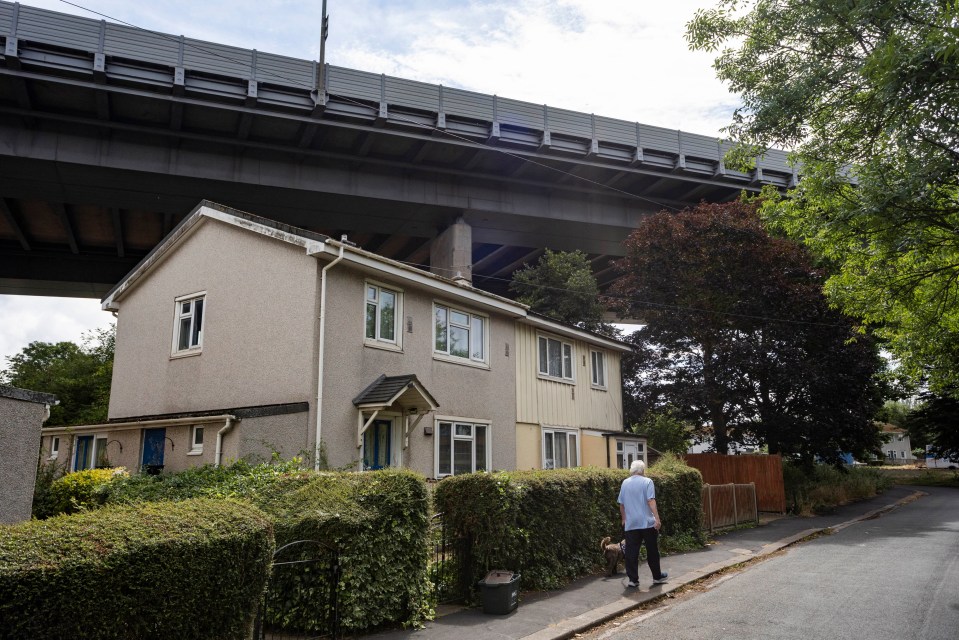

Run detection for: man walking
[[618, 460, 668, 588]]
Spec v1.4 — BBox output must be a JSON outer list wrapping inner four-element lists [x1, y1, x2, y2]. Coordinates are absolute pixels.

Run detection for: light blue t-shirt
[[618, 474, 656, 531]]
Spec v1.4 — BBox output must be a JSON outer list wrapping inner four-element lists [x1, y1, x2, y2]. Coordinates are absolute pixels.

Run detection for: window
[[190, 426, 204, 454], [74, 434, 109, 471], [173, 293, 205, 354], [590, 350, 607, 388], [50, 436, 60, 460], [543, 429, 579, 469], [616, 440, 644, 469], [434, 304, 487, 364], [538, 335, 573, 380], [365, 283, 399, 345], [436, 420, 489, 476]]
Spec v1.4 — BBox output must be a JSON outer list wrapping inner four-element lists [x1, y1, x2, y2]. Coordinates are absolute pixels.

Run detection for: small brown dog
[[600, 536, 625, 576]]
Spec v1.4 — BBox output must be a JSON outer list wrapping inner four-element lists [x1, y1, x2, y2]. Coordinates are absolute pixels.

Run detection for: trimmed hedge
[[0, 498, 274, 640], [433, 460, 704, 592], [103, 464, 432, 635]]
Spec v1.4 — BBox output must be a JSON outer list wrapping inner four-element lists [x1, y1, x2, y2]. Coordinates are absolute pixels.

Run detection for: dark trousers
[[624, 527, 663, 583]]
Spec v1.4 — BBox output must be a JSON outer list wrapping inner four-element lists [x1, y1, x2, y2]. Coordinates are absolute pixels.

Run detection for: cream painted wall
[[318, 266, 517, 477], [581, 432, 612, 468], [109, 220, 319, 420], [514, 323, 624, 431], [515, 422, 541, 471]]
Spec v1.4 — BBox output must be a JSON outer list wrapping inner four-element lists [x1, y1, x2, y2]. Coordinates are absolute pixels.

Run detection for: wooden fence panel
[[684, 454, 786, 512], [702, 483, 758, 532]]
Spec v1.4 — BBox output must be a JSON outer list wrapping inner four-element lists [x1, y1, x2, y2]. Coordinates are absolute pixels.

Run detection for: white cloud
[[0, 296, 114, 367], [3, 0, 735, 362]]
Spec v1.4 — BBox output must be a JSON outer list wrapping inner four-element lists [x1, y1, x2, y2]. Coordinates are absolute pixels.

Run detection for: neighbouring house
[[41, 202, 639, 478], [880, 424, 914, 464], [1, 385, 57, 523]]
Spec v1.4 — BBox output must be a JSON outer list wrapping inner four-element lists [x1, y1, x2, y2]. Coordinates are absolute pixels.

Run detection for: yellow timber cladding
[[514, 322, 624, 470]]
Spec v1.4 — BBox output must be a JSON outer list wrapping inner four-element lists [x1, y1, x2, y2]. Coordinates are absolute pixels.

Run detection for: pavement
[[369, 486, 924, 640]]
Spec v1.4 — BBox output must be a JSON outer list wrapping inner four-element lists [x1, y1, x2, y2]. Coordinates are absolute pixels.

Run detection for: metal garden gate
[[429, 513, 468, 605], [255, 540, 341, 640]]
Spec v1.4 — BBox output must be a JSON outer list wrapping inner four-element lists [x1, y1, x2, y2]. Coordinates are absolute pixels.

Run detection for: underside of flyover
[[0, 2, 788, 300]]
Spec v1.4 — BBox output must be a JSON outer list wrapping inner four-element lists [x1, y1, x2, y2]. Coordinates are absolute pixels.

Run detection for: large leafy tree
[[608, 201, 886, 464], [686, 0, 959, 395], [509, 249, 610, 333], [1, 325, 115, 426]]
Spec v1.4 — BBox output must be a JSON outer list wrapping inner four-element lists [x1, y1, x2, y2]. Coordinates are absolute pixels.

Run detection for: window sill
[[187, 450, 203, 456], [170, 349, 202, 360], [364, 339, 403, 353], [590, 384, 608, 392], [432, 353, 490, 370], [537, 373, 575, 385]]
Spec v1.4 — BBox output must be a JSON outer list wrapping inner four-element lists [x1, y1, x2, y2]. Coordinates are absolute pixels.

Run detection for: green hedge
[[103, 463, 432, 635], [433, 460, 704, 592], [0, 498, 274, 640]]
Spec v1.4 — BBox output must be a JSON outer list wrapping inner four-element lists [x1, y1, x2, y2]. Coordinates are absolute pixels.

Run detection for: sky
[[0, 0, 738, 366]]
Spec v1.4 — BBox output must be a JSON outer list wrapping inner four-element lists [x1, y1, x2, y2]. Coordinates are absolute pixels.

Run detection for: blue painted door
[[363, 420, 392, 470], [74, 435, 93, 470], [142, 428, 166, 468]]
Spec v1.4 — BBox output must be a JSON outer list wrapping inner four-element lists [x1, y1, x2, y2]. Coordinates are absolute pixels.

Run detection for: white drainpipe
[[315, 244, 345, 470], [215, 416, 235, 467]]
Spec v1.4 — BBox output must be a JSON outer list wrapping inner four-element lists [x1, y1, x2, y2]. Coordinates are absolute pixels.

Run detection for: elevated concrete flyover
[[0, 1, 796, 298]]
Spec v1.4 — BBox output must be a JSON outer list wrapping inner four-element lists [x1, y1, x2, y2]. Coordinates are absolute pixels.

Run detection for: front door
[[142, 428, 166, 470], [621, 441, 641, 469], [363, 420, 392, 470]]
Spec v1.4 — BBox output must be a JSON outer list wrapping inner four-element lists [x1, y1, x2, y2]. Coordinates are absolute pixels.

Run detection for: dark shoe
[[652, 572, 669, 585], [626, 580, 639, 588]]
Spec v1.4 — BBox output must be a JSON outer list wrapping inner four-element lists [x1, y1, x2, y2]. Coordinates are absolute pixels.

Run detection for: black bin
[[478, 570, 520, 615]]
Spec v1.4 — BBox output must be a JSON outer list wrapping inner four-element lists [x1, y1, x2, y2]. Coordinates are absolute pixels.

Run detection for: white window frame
[[542, 427, 580, 469], [49, 436, 60, 460], [72, 433, 109, 471], [433, 303, 489, 366], [590, 350, 607, 389], [537, 333, 574, 382], [172, 292, 206, 357], [434, 417, 491, 477], [189, 425, 204, 455], [364, 281, 403, 350]]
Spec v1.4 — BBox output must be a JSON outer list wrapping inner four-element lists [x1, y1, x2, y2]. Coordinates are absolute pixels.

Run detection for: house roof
[[101, 200, 633, 350], [0, 385, 57, 406], [353, 374, 439, 413]]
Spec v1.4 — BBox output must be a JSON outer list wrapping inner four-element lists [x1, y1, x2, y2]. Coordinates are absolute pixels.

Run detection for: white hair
[[629, 460, 646, 476]]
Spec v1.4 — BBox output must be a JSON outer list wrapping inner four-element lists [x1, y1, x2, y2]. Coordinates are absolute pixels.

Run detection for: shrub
[[434, 461, 704, 593], [31, 460, 68, 519], [784, 461, 892, 515], [0, 498, 274, 640], [47, 466, 128, 516]]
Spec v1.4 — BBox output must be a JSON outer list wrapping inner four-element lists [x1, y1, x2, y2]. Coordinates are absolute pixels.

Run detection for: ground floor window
[[436, 420, 488, 476], [543, 428, 578, 469], [74, 434, 108, 471], [49, 436, 60, 460]]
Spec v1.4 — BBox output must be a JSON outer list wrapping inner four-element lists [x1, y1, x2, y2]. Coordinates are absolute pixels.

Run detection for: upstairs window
[[538, 335, 573, 381], [173, 293, 205, 355], [590, 350, 607, 388], [365, 284, 400, 345], [434, 304, 487, 364]]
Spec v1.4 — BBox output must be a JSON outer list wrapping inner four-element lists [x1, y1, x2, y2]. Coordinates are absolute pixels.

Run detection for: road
[[585, 487, 959, 640]]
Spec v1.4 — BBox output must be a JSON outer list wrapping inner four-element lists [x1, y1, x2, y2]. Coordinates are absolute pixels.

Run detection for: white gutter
[[42, 414, 236, 435], [314, 243, 345, 470], [215, 416, 235, 467]]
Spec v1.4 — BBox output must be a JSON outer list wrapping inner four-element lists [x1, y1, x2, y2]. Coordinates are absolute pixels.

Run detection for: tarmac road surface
[[587, 487, 959, 640]]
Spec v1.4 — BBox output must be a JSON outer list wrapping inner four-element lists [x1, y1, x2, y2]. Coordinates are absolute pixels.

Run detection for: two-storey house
[[41, 202, 639, 477]]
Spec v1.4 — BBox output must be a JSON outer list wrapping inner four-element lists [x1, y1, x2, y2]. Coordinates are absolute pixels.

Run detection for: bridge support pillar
[[430, 218, 472, 284]]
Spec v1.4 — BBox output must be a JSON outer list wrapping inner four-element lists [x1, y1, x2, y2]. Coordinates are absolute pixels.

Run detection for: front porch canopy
[[352, 374, 439, 448]]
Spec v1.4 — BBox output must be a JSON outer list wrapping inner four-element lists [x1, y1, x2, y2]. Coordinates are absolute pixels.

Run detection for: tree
[[509, 249, 610, 333], [904, 391, 959, 463], [634, 408, 693, 455], [607, 201, 886, 464], [1, 325, 115, 426], [686, 0, 959, 396]]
